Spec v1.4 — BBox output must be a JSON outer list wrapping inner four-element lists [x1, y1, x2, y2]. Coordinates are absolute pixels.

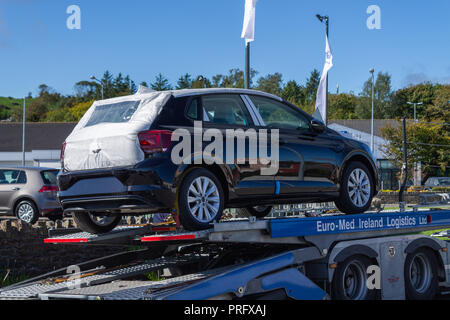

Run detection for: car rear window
[[85, 100, 141, 127], [41, 170, 58, 185]]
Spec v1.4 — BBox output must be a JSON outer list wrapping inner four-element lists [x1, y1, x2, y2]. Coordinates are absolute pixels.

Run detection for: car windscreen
[[85, 100, 141, 127], [41, 170, 58, 185]]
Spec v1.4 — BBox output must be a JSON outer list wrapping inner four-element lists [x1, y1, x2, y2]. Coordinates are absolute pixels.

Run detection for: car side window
[[0, 170, 27, 185], [249, 95, 310, 131], [202, 94, 254, 126], [186, 98, 199, 120]]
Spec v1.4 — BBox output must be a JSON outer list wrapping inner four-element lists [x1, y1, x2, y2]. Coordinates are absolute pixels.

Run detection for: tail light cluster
[[138, 130, 173, 155], [61, 142, 66, 163], [39, 185, 58, 193]]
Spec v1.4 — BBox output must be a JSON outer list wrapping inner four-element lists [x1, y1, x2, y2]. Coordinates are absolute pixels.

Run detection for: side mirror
[[311, 119, 326, 133]]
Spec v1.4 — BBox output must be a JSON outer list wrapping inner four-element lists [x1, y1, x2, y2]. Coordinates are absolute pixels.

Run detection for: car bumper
[[57, 164, 176, 214]]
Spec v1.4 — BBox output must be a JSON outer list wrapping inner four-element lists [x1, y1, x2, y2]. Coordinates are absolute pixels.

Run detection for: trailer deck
[[2, 209, 450, 300]]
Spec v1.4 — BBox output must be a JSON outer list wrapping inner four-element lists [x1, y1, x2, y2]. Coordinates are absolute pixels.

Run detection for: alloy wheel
[[18, 203, 35, 223], [348, 169, 371, 208], [187, 177, 220, 223]]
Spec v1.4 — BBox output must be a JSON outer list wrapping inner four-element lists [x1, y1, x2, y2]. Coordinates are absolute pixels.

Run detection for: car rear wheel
[[16, 200, 39, 225], [178, 169, 224, 231], [73, 212, 122, 234], [335, 162, 374, 214], [237, 206, 273, 218]]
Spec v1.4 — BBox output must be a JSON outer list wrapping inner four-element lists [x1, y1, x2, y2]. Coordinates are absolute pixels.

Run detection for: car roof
[[170, 88, 283, 101], [0, 166, 58, 172]]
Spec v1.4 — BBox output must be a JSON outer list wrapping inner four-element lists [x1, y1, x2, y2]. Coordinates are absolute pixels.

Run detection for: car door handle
[[12, 188, 20, 191]]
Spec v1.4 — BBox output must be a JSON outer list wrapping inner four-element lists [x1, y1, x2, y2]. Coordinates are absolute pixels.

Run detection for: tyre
[[237, 206, 273, 218], [73, 212, 122, 234], [335, 162, 374, 214], [404, 248, 439, 300], [15, 200, 39, 225], [331, 255, 380, 300], [178, 168, 224, 231]]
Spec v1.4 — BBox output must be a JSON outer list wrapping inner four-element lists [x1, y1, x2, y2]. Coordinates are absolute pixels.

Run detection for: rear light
[[39, 185, 58, 193], [138, 130, 173, 154], [61, 142, 66, 162]]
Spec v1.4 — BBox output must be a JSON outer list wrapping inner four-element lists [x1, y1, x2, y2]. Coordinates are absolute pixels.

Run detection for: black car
[[58, 88, 378, 234]]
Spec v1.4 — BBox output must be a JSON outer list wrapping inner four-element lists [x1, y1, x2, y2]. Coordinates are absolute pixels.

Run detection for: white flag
[[241, 0, 257, 45], [314, 35, 333, 124]]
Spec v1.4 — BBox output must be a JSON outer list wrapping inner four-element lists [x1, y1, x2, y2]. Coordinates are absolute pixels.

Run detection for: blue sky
[[0, 0, 449, 98]]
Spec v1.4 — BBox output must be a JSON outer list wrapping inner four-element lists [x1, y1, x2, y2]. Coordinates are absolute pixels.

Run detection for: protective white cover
[[64, 87, 171, 172]]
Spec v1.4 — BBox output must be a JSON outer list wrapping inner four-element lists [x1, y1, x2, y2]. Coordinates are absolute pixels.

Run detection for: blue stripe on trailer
[[269, 210, 450, 238], [275, 181, 280, 195], [163, 249, 326, 300]]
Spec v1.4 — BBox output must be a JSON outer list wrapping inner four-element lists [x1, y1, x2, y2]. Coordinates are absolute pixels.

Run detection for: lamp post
[[316, 14, 329, 125], [407, 102, 423, 122], [90, 75, 104, 100], [22, 97, 26, 166], [369, 68, 375, 153]]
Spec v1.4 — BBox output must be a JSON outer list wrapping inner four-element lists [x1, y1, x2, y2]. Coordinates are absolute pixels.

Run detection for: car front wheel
[[335, 162, 374, 214], [178, 169, 224, 231], [73, 212, 122, 234]]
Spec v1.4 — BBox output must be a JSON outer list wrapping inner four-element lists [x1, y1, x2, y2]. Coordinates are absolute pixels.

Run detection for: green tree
[[305, 69, 320, 102], [381, 122, 450, 177], [282, 80, 306, 106], [176, 73, 193, 89], [329, 94, 358, 120], [151, 73, 172, 91], [356, 72, 393, 119], [256, 73, 283, 96]]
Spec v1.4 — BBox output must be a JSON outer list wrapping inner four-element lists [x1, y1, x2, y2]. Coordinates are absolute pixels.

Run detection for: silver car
[[0, 167, 62, 224]]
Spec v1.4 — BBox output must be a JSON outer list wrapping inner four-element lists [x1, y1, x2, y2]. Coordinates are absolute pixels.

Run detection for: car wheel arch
[[175, 164, 230, 203], [340, 152, 377, 189], [13, 197, 40, 217]]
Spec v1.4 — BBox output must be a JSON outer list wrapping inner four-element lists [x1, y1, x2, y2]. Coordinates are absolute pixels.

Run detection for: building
[[329, 120, 402, 190], [0, 123, 76, 168]]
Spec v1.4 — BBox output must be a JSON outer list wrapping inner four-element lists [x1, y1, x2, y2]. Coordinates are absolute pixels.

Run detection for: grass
[[0, 271, 30, 288], [0, 96, 35, 120]]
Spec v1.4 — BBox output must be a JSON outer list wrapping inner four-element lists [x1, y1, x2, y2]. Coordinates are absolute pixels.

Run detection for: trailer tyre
[[335, 162, 374, 214], [73, 212, 122, 234], [404, 248, 439, 300], [332, 255, 380, 300], [178, 168, 224, 231], [237, 206, 273, 219]]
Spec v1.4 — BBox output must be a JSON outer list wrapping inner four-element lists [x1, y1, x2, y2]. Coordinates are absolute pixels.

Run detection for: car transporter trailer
[[1, 207, 450, 300]]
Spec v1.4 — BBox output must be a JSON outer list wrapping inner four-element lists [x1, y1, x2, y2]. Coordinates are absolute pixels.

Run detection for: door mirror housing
[[311, 119, 326, 133]]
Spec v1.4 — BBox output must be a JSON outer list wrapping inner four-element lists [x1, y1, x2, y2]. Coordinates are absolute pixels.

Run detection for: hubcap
[[18, 203, 35, 223], [88, 213, 117, 227], [341, 260, 367, 300], [348, 169, 371, 208], [187, 177, 220, 223], [409, 253, 432, 293]]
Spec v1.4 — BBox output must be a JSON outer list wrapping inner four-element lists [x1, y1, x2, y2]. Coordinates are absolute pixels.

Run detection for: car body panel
[[0, 167, 61, 218], [57, 88, 378, 216]]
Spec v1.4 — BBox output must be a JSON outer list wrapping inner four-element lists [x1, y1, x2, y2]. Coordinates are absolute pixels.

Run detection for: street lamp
[[407, 102, 423, 122], [90, 75, 104, 100], [316, 14, 329, 125], [369, 68, 375, 153]]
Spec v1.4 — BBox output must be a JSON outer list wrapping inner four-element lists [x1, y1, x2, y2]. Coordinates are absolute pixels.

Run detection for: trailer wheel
[[178, 168, 224, 231], [332, 255, 379, 300], [237, 206, 273, 218], [404, 248, 439, 300], [73, 212, 122, 234]]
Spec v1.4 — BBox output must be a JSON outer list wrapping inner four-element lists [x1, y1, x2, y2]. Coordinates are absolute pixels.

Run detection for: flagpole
[[245, 42, 250, 89], [325, 18, 329, 126]]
